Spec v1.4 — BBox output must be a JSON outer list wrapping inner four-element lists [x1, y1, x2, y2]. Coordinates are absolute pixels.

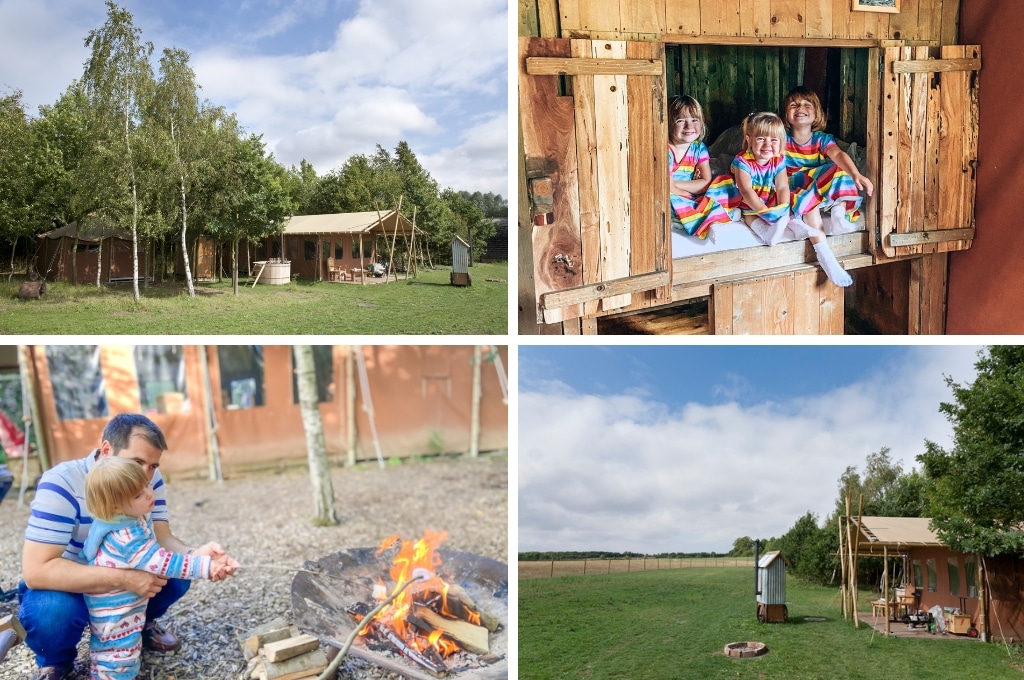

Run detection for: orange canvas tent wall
[[25, 345, 507, 476]]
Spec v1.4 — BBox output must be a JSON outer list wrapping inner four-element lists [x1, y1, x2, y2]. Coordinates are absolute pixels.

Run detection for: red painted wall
[[947, 0, 1024, 333]]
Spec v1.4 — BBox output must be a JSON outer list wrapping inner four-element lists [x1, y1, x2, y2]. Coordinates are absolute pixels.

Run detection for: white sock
[[813, 240, 853, 287], [751, 217, 788, 246]]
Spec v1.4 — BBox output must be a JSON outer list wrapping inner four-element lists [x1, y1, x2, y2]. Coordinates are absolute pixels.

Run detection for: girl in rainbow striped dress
[[783, 87, 873, 235], [82, 457, 228, 680], [733, 112, 852, 287], [668, 96, 739, 242]]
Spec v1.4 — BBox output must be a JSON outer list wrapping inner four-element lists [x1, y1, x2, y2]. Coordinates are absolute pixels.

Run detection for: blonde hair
[[743, 112, 787, 149], [783, 87, 828, 132], [668, 95, 707, 144], [86, 456, 149, 522]]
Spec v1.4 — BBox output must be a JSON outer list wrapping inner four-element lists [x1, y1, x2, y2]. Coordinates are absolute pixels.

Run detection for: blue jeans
[[0, 463, 13, 505], [18, 577, 190, 670]]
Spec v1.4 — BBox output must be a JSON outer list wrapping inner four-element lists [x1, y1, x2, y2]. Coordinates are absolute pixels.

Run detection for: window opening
[[291, 346, 335, 404], [46, 346, 109, 420], [217, 346, 265, 409], [134, 345, 188, 415]]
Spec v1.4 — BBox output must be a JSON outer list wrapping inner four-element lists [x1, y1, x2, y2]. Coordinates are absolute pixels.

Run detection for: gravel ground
[[0, 454, 508, 679]]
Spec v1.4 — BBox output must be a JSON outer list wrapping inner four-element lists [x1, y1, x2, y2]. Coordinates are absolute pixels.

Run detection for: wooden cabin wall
[[521, 0, 959, 45]]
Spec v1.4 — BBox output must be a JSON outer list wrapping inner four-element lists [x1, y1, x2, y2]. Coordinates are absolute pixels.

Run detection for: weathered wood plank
[[864, 47, 881, 253], [819, 276, 844, 334], [936, 44, 965, 256], [519, 38, 584, 324], [593, 40, 632, 311], [905, 46, 930, 255], [888, 0, 921, 42], [537, 0, 560, 37], [731, 277, 764, 334], [541, 271, 670, 309], [909, 252, 948, 334], [878, 47, 900, 257], [791, 269, 820, 334], [922, 56, 941, 233], [711, 282, 734, 334], [892, 58, 981, 74], [263, 634, 320, 663], [526, 57, 663, 76], [701, 0, 741, 37], [771, 0, 808, 39], [571, 40, 602, 317], [939, 0, 960, 46], [627, 40, 658, 310], [894, 47, 913, 244], [660, 34, 875, 46], [961, 45, 979, 251], [764, 273, 795, 334], [575, 0, 620, 34], [805, 0, 833, 39], [740, 0, 772, 38], [622, 0, 664, 37], [665, 0, 701, 36], [888, 228, 975, 247]]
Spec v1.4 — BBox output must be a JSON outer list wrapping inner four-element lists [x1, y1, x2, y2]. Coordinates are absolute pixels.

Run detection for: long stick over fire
[[316, 567, 434, 680]]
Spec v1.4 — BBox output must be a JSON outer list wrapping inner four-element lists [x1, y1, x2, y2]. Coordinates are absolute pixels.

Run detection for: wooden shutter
[[519, 37, 671, 325], [875, 45, 980, 260]]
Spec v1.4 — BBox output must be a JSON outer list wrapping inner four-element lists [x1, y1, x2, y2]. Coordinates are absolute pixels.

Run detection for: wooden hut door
[[874, 45, 980, 261], [520, 37, 671, 325]]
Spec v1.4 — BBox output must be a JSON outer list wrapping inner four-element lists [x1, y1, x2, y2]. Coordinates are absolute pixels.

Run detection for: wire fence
[[519, 557, 757, 579]]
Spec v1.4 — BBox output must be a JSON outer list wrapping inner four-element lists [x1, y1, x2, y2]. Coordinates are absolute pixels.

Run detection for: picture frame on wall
[[852, 0, 900, 12]]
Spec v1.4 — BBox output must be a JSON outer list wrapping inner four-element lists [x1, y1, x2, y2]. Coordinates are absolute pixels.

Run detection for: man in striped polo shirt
[[19, 413, 238, 680]]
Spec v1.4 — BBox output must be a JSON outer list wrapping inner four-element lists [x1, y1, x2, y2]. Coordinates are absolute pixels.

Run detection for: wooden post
[[884, 546, 890, 636], [549, 560, 554, 578], [469, 346, 482, 457], [977, 557, 987, 641], [409, 207, 418, 278], [851, 495, 864, 628], [838, 518, 847, 619], [198, 346, 222, 483], [388, 198, 403, 283], [346, 347, 357, 467], [17, 346, 48, 472], [359, 234, 365, 285], [583, 560, 587, 575]]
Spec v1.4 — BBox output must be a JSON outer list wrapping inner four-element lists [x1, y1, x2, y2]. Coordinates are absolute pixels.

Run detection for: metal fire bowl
[[291, 548, 508, 680]]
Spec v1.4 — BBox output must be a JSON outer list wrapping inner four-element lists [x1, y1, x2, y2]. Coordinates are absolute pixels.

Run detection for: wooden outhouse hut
[[848, 517, 1024, 642], [451, 236, 472, 286], [253, 211, 416, 281], [756, 550, 790, 623], [36, 222, 148, 285], [519, 0, 980, 335]]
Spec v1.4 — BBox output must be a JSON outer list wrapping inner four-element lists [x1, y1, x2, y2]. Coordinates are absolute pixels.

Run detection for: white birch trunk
[[294, 345, 337, 525]]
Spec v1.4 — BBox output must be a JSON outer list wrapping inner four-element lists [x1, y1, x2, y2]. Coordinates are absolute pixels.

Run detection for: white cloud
[[519, 346, 982, 554]]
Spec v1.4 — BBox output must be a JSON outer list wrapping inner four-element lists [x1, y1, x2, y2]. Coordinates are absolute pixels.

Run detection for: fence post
[[550, 560, 554, 578], [583, 559, 587, 575]]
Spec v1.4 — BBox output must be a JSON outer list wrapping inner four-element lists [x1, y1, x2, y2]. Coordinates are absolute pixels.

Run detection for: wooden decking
[[856, 611, 977, 641]]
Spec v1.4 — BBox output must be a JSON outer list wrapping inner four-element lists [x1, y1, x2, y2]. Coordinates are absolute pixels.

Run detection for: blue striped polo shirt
[[25, 450, 169, 563]]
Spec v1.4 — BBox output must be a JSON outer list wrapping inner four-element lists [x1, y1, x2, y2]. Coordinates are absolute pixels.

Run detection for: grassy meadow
[[0, 262, 507, 335], [519, 566, 1024, 679]]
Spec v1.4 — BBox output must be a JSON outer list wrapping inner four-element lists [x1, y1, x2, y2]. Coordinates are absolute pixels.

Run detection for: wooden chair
[[326, 257, 345, 281]]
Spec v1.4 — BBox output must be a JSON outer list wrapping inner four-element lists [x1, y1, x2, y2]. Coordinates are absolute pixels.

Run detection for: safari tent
[[36, 222, 148, 285], [518, 0, 1005, 334], [847, 516, 1024, 642], [3, 345, 507, 476]]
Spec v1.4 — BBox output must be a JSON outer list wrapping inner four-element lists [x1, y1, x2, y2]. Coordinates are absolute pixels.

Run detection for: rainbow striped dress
[[785, 131, 862, 220], [669, 142, 736, 239], [731, 150, 790, 224]]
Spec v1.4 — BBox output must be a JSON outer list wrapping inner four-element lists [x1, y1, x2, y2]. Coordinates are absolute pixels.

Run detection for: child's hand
[[210, 555, 229, 580], [855, 174, 874, 196]]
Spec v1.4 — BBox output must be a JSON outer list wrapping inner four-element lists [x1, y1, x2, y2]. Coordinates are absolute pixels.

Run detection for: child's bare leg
[[803, 208, 823, 232]]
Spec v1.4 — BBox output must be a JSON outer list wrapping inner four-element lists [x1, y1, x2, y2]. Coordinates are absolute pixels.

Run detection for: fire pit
[[291, 545, 507, 679], [723, 641, 768, 658]]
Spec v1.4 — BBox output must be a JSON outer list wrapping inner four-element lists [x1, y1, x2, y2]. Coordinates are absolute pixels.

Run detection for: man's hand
[[120, 569, 168, 598], [193, 542, 239, 581]]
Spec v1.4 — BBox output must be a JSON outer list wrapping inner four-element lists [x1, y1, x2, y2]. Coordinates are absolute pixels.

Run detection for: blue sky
[[519, 345, 985, 554], [0, 0, 507, 196]]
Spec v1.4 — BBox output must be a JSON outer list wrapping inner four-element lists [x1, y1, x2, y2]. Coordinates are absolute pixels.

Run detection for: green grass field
[[519, 567, 1023, 679], [0, 262, 507, 334]]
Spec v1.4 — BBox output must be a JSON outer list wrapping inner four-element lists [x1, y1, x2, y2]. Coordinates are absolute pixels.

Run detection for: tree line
[[731, 346, 1024, 587], [519, 550, 730, 562], [0, 1, 506, 299]]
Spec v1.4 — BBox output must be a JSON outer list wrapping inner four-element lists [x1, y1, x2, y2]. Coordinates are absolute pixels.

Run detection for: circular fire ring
[[724, 641, 768, 658]]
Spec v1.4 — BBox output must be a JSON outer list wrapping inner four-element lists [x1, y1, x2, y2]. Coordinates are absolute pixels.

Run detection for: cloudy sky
[[0, 0, 507, 196], [519, 344, 985, 554]]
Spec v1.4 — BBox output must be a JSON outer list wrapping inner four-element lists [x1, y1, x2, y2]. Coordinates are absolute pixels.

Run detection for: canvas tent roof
[[852, 516, 942, 556], [281, 210, 415, 235], [39, 221, 133, 243]]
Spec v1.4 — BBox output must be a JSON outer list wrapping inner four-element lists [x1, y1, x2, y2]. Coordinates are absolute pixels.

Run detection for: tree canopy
[[918, 346, 1024, 556]]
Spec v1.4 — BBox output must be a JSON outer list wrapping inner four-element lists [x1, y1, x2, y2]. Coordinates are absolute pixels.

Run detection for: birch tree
[[294, 345, 337, 525], [82, 0, 154, 301]]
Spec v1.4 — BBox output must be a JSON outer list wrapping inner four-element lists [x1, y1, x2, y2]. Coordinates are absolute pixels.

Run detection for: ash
[[0, 454, 508, 679]]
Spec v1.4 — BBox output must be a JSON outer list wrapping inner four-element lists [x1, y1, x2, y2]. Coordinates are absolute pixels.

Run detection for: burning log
[[370, 619, 449, 674], [411, 604, 489, 655]]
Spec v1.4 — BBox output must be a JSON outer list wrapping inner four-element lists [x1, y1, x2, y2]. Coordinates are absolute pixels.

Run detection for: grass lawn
[[0, 262, 507, 334], [520, 567, 1024, 679]]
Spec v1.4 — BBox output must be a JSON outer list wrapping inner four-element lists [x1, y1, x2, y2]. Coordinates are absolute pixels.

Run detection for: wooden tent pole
[[884, 545, 890, 636], [198, 346, 223, 483], [839, 514, 848, 620], [17, 346, 48, 472], [978, 557, 987, 641], [359, 231, 365, 286], [851, 495, 864, 628], [409, 206, 418, 278], [388, 196, 403, 283]]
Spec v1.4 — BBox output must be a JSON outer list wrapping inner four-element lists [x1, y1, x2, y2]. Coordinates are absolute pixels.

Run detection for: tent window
[[965, 557, 977, 598], [352, 237, 362, 259], [217, 346, 265, 409], [134, 346, 188, 415], [75, 243, 99, 253], [926, 559, 937, 593], [322, 241, 330, 261], [912, 560, 923, 589], [335, 242, 343, 259], [46, 346, 109, 420], [947, 557, 961, 597], [304, 240, 316, 261], [291, 346, 334, 404], [271, 240, 282, 258]]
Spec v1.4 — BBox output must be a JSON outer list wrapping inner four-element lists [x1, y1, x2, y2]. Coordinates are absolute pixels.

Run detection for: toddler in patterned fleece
[[83, 457, 228, 679]]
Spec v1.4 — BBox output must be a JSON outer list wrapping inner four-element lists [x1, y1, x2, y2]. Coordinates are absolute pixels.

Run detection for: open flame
[[370, 530, 464, 658]]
